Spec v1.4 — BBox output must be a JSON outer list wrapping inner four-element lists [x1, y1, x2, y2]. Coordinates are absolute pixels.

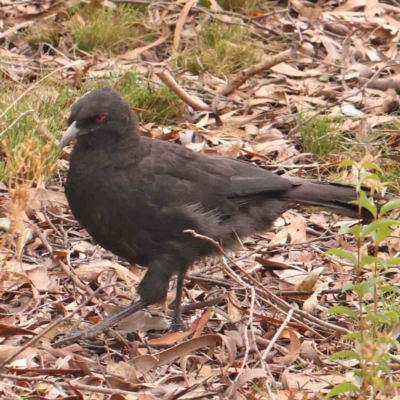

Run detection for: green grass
[[175, 21, 263, 78], [24, 22, 62, 48], [299, 115, 342, 157], [25, 4, 155, 55], [84, 73, 183, 125], [69, 5, 155, 54], [118, 73, 183, 125], [0, 71, 182, 182], [0, 83, 75, 181]]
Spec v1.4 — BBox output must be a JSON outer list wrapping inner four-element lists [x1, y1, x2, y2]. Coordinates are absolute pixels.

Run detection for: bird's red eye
[[96, 115, 106, 123]]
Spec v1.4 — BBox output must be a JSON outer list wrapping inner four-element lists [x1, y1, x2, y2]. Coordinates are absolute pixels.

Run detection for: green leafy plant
[[323, 160, 400, 399]]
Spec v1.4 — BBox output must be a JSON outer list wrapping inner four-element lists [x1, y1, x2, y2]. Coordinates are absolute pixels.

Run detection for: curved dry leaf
[[105, 376, 139, 392], [116, 310, 170, 332], [220, 112, 262, 127], [244, 123, 258, 138], [0, 323, 36, 338], [71, 241, 96, 255], [155, 334, 236, 368], [296, 266, 324, 292], [286, 215, 307, 244], [147, 322, 196, 345], [299, 41, 316, 57], [224, 368, 267, 399], [365, 0, 384, 23], [340, 103, 364, 118], [346, 63, 374, 79], [324, 22, 352, 36], [110, 395, 144, 400], [28, 188, 67, 211], [281, 368, 291, 390], [289, 0, 322, 18], [366, 114, 399, 127], [192, 307, 212, 338], [269, 229, 289, 246], [383, 14, 400, 30], [300, 340, 325, 368], [131, 355, 158, 377], [291, 95, 328, 107], [74, 260, 140, 284], [172, 0, 197, 54], [303, 289, 321, 313], [271, 63, 322, 77], [227, 291, 242, 323], [276, 328, 301, 365], [0, 217, 11, 232], [0, 345, 53, 365], [27, 267, 53, 291], [282, 371, 350, 390], [180, 354, 205, 386], [109, 361, 138, 383], [214, 139, 242, 159], [321, 37, 342, 61], [253, 139, 299, 164], [254, 127, 284, 143], [218, 334, 237, 366], [223, 330, 244, 348]]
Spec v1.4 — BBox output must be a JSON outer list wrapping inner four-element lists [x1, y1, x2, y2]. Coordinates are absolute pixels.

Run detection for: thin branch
[[155, 67, 211, 111], [216, 50, 292, 96]]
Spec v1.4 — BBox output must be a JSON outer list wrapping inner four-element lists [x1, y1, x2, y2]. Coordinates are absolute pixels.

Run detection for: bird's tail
[[283, 178, 388, 222]]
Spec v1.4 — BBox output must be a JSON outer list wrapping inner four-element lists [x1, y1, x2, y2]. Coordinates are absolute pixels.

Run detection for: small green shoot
[[300, 115, 342, 157]]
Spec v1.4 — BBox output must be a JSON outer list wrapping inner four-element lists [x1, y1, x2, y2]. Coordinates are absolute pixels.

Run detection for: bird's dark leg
[[54, 263, 174, 346], [54, 299, 150, 347], [170, 270, 186, 332]]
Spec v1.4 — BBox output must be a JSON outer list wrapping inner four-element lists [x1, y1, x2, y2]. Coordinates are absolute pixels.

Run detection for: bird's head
[[58, 88, 139, 152]]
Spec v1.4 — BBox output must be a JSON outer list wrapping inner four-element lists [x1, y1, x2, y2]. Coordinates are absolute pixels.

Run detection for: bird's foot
[[53, 299, 151, 347], [53, 329, 87, 347], [169, 320, 187, 333]]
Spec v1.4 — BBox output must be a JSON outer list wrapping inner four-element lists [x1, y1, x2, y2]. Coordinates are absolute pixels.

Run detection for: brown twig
[[184, 230, 346, 338], [216, 50, 292, 96], [143, 51, 211, 111], [57, 259, 101, 304], [33, 225, 53, 255], [261, 309, 294, 362], [155, 67, 211, 111]]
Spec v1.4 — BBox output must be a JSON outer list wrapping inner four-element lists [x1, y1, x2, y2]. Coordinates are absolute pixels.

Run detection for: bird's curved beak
[[58, 121, 79, 152]]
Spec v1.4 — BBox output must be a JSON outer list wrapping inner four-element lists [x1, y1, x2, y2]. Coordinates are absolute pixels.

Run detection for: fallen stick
[[216, 50, 292, 96]]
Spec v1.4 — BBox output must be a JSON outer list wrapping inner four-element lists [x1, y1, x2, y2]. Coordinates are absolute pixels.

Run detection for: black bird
[[58, 88, 376, 340]]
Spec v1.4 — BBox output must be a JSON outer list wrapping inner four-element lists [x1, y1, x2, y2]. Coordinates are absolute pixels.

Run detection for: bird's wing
[[139, 138, 292, 204]]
